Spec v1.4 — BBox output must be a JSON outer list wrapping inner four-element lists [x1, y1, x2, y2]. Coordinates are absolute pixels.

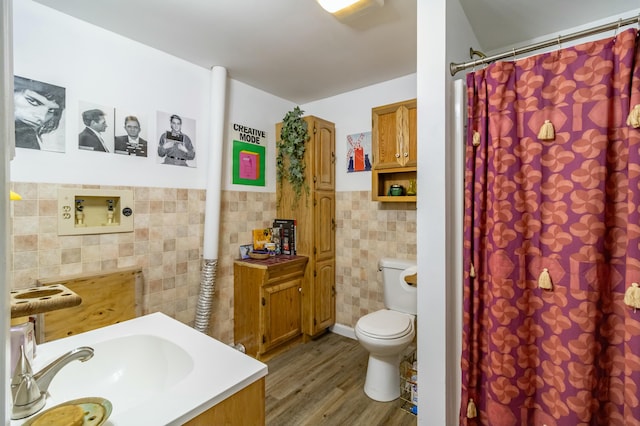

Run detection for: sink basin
[[12, 312, 268, 425], [47, 334, 194, 414]]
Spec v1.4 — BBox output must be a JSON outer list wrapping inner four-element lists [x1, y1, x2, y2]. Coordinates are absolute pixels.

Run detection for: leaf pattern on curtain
[[461, 28, 640, 426]]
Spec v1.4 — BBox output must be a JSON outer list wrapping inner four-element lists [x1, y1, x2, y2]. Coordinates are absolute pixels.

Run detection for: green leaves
[[277, 106, 310, 207]]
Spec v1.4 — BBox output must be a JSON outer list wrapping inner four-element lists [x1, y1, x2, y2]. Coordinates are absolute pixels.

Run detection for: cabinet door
[[233, 263, 265, 358], [372, 104, 402, 169], [262, 278, 302, 354], [372, 99, 417, 169], [312, 259, 336, 334], [403, 101, 417, 167], [312, 117, 335, 191], [314, 191, 335, 262]]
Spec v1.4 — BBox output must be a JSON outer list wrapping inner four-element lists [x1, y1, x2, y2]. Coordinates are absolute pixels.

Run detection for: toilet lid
[[357, 310, 413, 339]]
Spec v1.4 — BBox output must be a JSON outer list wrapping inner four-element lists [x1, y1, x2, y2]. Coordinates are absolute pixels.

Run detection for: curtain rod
[[450, 14, 640, 76]]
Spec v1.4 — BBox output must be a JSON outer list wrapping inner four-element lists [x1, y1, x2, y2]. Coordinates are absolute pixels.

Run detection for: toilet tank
[[378, 258, 417, 315]]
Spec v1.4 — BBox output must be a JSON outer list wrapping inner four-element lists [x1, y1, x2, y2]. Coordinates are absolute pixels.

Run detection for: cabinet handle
[[298, 287, 302, 292], [395, 153, 400, 158], [331, 218, 336, 230], [331, 152, 335, 164], [404, 152, 409, 157]]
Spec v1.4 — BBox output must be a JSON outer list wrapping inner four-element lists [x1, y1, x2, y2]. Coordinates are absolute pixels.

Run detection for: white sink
[[48, 334, 194, 414], [11, 313, 267, 425]]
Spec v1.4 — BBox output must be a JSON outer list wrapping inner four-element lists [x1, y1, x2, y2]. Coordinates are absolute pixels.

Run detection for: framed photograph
[[156, 111, 197, 167], [14, 75, 66, 152], [239, 244, 253, 260]]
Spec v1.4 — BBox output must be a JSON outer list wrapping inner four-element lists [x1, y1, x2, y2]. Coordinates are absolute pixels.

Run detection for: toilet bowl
[[355, 309, 415, 401], [355, 259, 417, 402]]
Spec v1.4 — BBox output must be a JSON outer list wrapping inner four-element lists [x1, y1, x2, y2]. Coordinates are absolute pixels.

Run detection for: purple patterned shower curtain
[[461, 28, 640, 425]]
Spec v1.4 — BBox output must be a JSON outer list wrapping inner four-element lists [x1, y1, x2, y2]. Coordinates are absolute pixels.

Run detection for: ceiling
[[459, 0, 639, 53], [32, 0, 640, 104]]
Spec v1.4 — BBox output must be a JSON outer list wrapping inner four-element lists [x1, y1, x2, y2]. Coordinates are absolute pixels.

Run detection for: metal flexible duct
[[194, 258, 217, 332]]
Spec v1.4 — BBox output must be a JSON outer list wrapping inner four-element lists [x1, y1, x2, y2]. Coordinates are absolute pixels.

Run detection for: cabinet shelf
[[375, 195, 417, 203], [371, 167, 417, 202]]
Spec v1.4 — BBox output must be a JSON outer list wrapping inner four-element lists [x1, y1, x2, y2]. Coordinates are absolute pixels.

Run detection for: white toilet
[[355, 258, 417, 402]]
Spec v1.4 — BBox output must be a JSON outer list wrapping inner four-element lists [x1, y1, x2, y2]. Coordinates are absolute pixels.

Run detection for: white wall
[[11, 1, 417, 196], [224, 80, 293, 193], [11, 0, 293, 192], [303, 74, 416, 192], [1, 1, 12, 422], [417, 0, 447, 423]]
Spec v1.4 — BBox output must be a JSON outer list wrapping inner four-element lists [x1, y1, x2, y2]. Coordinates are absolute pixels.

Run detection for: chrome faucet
[[11, 345, 94, 419]]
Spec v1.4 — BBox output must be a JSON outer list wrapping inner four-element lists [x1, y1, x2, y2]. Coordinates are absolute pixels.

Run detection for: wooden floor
[[265, 332, 417, 426]]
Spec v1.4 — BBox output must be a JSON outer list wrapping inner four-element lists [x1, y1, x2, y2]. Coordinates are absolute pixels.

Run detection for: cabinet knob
[[404, 152, 409, 157], [395, 153, 400, 158], [298, 287, 302, 292]]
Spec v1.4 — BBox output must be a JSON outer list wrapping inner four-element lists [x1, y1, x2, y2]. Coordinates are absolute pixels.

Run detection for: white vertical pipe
[[194, 66, 227, 333], [203, 66, 227, 259]]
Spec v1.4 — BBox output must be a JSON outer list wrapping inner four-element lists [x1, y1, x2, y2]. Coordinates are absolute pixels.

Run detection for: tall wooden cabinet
[[276, 116, 336, 338], [371, 99, 417, 202]]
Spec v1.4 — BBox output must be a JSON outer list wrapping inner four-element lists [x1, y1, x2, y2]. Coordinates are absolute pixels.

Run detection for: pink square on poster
[[239, 150, 260, 180]]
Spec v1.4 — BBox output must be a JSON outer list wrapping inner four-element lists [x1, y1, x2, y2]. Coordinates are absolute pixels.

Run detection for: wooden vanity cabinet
[[234, 255, 308, 359], [183, 378, 265, 425], [371, 99, 417, 202], [276, 116, 336, 338]]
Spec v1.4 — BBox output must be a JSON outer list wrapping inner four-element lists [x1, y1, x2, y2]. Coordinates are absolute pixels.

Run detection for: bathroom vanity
[[234, 255, 308, 360], [10, 313, 267, 425]]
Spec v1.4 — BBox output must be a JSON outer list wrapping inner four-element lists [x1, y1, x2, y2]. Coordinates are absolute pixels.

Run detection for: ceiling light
[[316, 0, 384, 18]]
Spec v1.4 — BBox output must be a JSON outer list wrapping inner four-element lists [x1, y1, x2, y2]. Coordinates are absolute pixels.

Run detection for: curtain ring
[[512, 48, 516, 61], [614, 19, 621, 38]]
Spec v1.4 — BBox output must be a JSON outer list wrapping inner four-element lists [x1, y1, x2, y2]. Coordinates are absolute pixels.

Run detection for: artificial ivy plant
[[277, 106, 310, 207]]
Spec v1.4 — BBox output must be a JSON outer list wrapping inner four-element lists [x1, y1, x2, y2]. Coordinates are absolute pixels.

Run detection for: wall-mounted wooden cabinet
[[233, 256, 308, 360], [371, 99, 417, 202], [276, 115, 336, 338]]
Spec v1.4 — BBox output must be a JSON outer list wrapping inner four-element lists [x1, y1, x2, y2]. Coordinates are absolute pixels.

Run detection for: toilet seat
[[356, 309, 414, 340]]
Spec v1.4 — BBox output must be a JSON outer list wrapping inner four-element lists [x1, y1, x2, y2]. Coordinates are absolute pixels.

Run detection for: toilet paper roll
[[400, 265, 418, 287]]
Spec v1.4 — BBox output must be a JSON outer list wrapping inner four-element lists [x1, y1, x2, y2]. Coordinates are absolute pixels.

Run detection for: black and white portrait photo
[[156, 111, 196, 167], [114, 111, 148, 157], [14, 75, 66, 152], [78, 101, 114, 153]]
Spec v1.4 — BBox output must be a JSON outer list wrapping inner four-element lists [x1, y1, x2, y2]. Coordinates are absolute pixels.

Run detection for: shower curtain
[[461, 28, 640, 425]]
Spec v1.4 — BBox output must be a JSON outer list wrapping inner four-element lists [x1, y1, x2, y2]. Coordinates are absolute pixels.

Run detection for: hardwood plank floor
[[265, 332, 417, 426]]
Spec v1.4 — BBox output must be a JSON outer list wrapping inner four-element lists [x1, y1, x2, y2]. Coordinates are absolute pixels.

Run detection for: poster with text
[[231, 123, 267, 186]]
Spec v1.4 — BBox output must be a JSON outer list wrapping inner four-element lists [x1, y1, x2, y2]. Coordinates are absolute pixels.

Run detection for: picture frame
[[239, 244, 253, 260]]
